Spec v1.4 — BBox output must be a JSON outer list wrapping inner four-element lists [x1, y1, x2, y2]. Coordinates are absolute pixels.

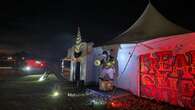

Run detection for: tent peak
[[106, 2, 191, 45]]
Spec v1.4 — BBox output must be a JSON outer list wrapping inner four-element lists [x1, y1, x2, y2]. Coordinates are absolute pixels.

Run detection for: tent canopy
[[107, 2, 191, 45], [135, 32, 195, 55]]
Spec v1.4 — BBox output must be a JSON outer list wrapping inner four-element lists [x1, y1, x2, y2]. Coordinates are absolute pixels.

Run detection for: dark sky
[[0, 0, 195, 60]]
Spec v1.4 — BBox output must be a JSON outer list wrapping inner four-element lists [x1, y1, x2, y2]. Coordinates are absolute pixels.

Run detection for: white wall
[[116, 44, 139, 95]]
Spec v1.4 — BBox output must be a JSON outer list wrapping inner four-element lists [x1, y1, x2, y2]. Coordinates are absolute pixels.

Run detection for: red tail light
[[25, 59, 46, 68]]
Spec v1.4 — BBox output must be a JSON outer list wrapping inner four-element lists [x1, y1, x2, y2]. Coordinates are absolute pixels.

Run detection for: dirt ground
[[0, 73, 94, 110], [0, 71, 188, 110]]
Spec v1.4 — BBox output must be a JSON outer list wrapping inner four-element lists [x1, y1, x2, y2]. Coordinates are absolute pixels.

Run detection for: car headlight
[[24, 66, 31, 71]]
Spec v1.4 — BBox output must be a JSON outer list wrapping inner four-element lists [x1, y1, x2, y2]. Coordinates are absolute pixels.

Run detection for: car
[[0, 53, 17, 69], [22, 59, 47, 74], [0, 51, 47, 75]]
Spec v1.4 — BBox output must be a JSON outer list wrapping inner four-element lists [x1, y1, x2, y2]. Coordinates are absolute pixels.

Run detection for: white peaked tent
[[106, 2, 190, 45], [88, 2, 195, 108], [92, 2, 191, 94]]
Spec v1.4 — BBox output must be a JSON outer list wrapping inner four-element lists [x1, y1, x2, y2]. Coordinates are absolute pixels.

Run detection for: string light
[[90, 99, 106, 105], [67, 92, 91, 97]]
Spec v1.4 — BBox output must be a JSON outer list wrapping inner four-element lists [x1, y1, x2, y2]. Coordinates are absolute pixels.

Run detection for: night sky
[[0, 0, 195, 60]]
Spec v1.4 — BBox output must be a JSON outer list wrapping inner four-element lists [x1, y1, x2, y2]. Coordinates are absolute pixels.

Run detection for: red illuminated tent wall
[[93, 33, 195, 108], [137, 33, 195, 108]]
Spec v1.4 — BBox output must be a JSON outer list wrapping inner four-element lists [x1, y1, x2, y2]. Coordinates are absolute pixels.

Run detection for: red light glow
[[107, 100, 129, 109], [25, 59, 46, 68], [140, 50, 195, 108]]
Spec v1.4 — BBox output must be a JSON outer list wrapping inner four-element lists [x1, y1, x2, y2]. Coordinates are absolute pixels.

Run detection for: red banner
[[140, 50, 195, 108]]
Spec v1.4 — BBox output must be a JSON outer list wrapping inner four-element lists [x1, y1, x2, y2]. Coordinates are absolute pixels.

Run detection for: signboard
[[140, 50, 195, 108]]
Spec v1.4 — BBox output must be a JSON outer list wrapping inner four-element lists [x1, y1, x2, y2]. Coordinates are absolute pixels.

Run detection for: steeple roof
[[76, 26, 81, 39]]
